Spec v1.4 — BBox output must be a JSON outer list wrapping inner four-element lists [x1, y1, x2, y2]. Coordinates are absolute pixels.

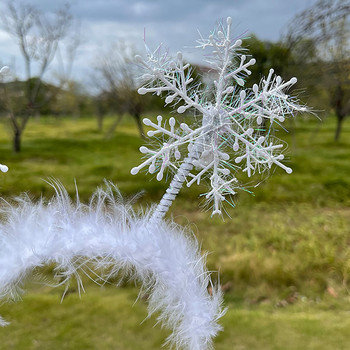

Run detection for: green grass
[[0, 114, 350, 349], [0, 286, 168, 350], [2, 285, 350, 349]]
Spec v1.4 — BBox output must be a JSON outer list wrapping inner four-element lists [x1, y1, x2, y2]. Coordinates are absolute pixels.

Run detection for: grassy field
[[0, 114, 350, 349]]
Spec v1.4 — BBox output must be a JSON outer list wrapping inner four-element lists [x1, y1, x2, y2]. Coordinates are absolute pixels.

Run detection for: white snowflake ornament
[[132, 17, 306, 220]]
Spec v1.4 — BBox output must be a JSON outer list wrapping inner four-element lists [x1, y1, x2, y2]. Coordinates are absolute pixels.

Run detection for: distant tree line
[[0, 0, 348, 153]]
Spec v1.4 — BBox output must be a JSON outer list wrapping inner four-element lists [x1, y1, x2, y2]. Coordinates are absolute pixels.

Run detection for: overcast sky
[[0, 0, 319, 85]]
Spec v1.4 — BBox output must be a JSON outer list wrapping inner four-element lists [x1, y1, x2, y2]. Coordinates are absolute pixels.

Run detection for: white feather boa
[[0, 182, 224, 349]]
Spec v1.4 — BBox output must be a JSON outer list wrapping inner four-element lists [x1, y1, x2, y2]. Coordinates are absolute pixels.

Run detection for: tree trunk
[[334, 115, 344, 141], [333, 83, 345, 142], [134, 112, 145, 139], [106, 114, 123, 138], [97, 111, 104, 132], [13, 130, 21, 153]]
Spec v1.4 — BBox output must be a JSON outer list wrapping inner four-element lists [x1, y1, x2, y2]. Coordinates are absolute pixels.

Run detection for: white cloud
[[0, 0, 321, 84]]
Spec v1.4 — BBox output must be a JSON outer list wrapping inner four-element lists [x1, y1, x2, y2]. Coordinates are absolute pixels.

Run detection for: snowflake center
[[203, 106, 228, 131], [199, 149, 214, 166]]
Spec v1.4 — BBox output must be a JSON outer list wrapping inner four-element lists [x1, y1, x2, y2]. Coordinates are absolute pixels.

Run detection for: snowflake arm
[[188, 136, 234, 215], [136, 51, 205, 115], [196, 17, 256, 102], [229, 71, 300, 120], [131, 116, 208, 180]]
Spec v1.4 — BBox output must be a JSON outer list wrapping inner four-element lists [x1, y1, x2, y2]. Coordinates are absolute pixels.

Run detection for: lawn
[[0, 113, 350, 349]]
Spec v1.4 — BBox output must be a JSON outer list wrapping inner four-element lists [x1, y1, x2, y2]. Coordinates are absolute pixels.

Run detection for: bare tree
[[0, 1, 77, 152], [93, 42, 146, 138], [285, 0, 350, 141]]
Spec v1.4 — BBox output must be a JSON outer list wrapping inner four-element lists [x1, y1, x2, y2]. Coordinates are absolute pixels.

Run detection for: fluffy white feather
[[0, 182, 224, 349]]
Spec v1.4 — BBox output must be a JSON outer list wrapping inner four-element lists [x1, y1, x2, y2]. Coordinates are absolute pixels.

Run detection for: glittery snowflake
[[131, 17, 306, 218]]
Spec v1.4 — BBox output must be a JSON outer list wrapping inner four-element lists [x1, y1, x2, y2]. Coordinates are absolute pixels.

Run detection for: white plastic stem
[[149, 150, 200, 224]]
